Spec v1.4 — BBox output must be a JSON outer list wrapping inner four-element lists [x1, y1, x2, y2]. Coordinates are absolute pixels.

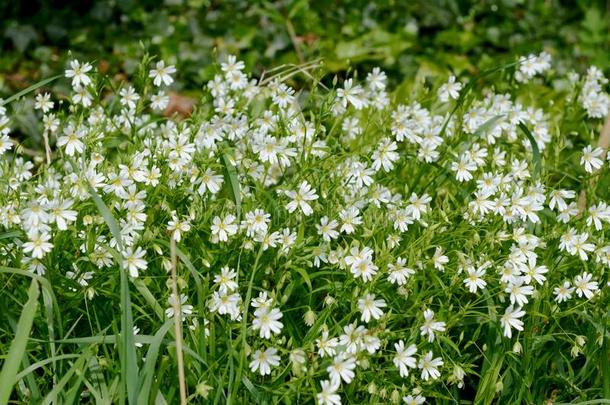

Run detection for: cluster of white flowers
[[515, 51, 551, 83], [0, 51, 608, 403], [579, 66, 610, 118]]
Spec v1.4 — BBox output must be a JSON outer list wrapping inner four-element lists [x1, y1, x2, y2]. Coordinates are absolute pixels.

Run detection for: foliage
[[1, 1, 610, 404]]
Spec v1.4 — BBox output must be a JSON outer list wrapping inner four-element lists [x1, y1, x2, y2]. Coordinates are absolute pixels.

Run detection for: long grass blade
[[3, 74, 62, 105], [222, 151, 242, 220], [0, 279, 40, 405]]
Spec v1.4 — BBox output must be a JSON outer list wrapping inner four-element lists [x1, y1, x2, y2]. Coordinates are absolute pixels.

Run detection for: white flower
[[463, 265, 487, 293], [574, 272, 598, 299], [317, 216, 339, 242], [581, 145, 604, 173], [505, 278, 534, 307], [317, 380, 341, 405], [418, 351, 443, 380], [432, 247, 449, 271], [339, 207, 362, 234], [350, 258, 378, 282], [47, 199, 77, 231], [221, 55, 245, 75], [500, 305, 525, 338], [65, 59, 92, 88], [150, 91, 169, 110], [587, 202, 610, 230], [167, 217, 191, 242], [372, 138, 399, 172], [252, 307, 284, 339], [393, 340, 417, 378], [34, 93, 54, 112], [357, 293, 386, 323], [572, 232, 595, 261], [119, 86, 140, 110], [337, 79, 367, 110], [0, 134, 13, 156], [165, 293, 194, 321], [209, 291, 241, 320], [403, 394, 426, 405], [198, 168, 223, 195], [122, 247, 148, 278], [420, 309, 446, 343], [451, 156, 477, 182], [366, 67, 387, 91], [387, 257, 415, 285], [438, 75, 463, 102], [149, 60, 176, 87], [72, 85, 92, 107], [316, 330, 339, 358], [213, 266, 238, 293], [406, 192, 431, 220], [327, 354, 356, 385], [522, 256, 548, 285], [249, 347, 280, 376], [549, 189, 575, 211], [57, 126, 85, 156], [285, 181, 318, 216], [211, 214, 238, 242], [22, 231, 53, 259], [554, 281, 575, 303]]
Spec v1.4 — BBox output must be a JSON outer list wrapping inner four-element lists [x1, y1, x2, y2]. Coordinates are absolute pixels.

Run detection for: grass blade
[[2, 74, 62, 105], [87, 186, 137, 403], [0, 279, 40, 405], [88, 185, 124, 251], [137, 320, 173, 405], [518, 122, 541, 180], [222, 151, 242, 219], [40, 351, 92, 405]]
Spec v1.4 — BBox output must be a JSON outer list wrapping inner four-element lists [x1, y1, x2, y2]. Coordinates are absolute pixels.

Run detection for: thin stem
[[42, 131, 51, 165], [170, 237, 187, 405]]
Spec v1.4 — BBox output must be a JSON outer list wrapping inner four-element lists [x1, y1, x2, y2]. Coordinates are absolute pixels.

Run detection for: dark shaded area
[[1, 0, 608, 92]]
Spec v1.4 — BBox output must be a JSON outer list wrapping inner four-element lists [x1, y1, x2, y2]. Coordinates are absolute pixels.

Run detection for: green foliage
[[0, 2, 609, 404]]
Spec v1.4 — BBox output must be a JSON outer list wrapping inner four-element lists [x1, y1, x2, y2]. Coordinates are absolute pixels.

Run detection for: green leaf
[[0, 279, 40, 405], [40, 351, 92, 405], [88, 185, 124, 251], [88, 186, 137, 403], [137, 320, 173, 405], [292, 265, 312, 292], [518, 122, 541, 180], [222, 151, 242, 219], [473, 115, 504, 139], [3, 74, 62, 105], [120, 259, 139, 405], [0, 230, 22, 240]]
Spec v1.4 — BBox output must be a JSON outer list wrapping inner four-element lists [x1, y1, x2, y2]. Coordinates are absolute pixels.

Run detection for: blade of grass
[[88, 185, 124, 252], [229, 246, 264, 404], [222, 150, 242, 220], [14, 354, 81, 382], [137, 319, 173, 405], [0, 266, 61, 394], [40, 351, 92, 405], [3, 74, 62, 105], [0, 279, 40, 405], [119, 250, 139, 405], [132, 279, 165, 320], [518, 122, 541, 180], [87, 186, 138, 403]]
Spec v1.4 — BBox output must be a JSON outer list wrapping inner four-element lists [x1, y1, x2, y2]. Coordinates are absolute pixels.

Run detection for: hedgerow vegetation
[[1, 1, 610, 404]]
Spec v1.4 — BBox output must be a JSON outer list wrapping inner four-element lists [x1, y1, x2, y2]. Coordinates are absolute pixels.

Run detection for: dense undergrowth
[[0, 46, 609, 404], [1, 1, 610, 404]]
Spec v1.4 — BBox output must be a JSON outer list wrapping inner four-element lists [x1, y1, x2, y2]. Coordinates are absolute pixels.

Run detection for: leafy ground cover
[[1, 2, 610, 405]]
